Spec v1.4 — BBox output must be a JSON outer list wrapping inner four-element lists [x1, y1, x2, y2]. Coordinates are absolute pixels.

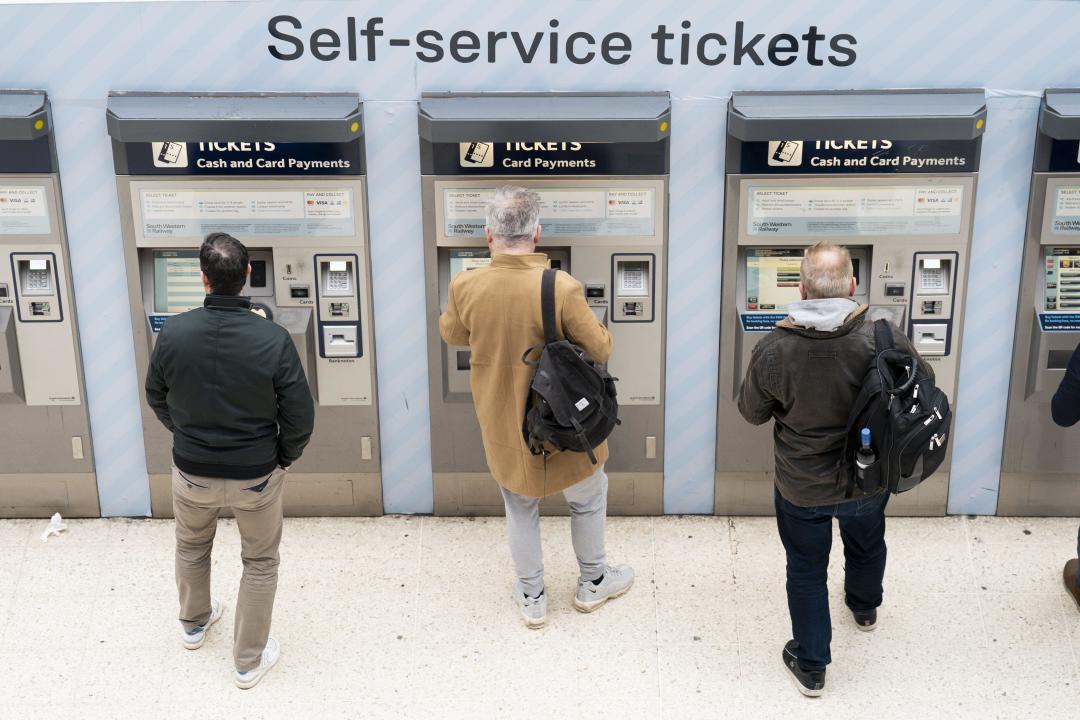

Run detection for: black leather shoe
[[782, 640, 825, 697], [1065, 559, 1080, 612], [852, 608, 877, 632]]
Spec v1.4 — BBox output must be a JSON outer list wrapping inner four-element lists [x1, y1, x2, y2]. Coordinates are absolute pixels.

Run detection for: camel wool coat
[[439, 252, 613, 498]]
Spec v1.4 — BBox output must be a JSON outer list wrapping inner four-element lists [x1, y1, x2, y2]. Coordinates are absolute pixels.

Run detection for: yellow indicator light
[[33, 119, 44, 131], [350, 121, 360, 133], [976, 118, 985, 130], [660, 121, 669, 132]]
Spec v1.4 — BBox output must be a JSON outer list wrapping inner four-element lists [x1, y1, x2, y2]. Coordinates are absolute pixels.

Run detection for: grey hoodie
[[785, 297, 861, 332]]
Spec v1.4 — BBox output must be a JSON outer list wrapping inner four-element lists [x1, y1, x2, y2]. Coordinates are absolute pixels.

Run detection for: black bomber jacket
[[145, 294, 315, 479]]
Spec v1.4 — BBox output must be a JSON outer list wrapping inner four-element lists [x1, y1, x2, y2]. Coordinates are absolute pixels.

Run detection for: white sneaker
[[573, 564, 634, 613], [514, 585, 548, 629], [181, 598, 223, 650], [234, 638, 281, 690]]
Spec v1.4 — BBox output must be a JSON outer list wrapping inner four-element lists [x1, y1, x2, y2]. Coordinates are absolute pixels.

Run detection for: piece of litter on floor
[[40, 512, 67, 541]]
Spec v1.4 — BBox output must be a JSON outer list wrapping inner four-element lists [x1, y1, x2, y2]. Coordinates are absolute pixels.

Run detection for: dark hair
[[199, 233, 249, 296]]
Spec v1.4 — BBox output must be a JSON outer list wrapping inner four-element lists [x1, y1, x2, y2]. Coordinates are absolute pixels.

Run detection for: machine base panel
[[998, 472, 1080, 516], [0, 473, 100, 518], [433, 472, 663, 516], [713, 472, 949, 517], [148, 472, 383, 518]]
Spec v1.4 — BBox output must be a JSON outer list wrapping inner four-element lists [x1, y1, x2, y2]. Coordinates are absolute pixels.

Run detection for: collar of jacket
[[204, 294, 252, 310], [776, 303, 869, 338], [490, 253, 549, 269]]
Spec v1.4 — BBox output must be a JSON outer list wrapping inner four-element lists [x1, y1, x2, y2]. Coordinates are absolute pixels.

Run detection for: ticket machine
[[107, 92, 380, 516], [0, 90, 97, 517], [716, 90, 985, 515], [420, 92, 669, 515], [1000, 90, 1080, 514]]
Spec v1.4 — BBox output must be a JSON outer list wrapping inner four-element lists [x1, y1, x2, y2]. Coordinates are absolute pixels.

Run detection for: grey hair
[[800, 241, 854, 299], [485, 186, 541, 246]]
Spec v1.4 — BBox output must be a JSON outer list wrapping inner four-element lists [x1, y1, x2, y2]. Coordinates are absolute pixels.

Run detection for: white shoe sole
[[182, 603, 224, 651], [514, 588, 546, 628], [572, 578, 634, 613], [782, 653, 824, 698], [234, 651, 280, 690], [522, 613, 547, 629]]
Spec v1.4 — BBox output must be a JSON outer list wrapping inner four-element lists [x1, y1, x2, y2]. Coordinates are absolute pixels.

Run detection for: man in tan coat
[[440, 186, 634, 628]]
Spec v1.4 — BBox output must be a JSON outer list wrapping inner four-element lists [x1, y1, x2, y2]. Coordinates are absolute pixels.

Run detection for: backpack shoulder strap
[[873, 318, 895, 353], [541, 268, 558, 346]]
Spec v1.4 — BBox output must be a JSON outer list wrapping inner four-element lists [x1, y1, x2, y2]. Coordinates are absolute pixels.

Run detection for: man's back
[[439, 252, 612, 497], [147, 295, 314, 478], [739, 307, 932, 506]]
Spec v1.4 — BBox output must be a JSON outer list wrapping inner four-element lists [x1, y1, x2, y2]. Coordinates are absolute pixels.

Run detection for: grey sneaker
[[181, 598, 223, 650], [573, 564, 634, 613], [234, 637, 281, 690], [515, 585, 548, 629]]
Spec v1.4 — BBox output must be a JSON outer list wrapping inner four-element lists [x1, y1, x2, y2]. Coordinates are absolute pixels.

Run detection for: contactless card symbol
[[152, 142, 188, 168], [459, 142, 494, 168], [768, 140, 802, 167]]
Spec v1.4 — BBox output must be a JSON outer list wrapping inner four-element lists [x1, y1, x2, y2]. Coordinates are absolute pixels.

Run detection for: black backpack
[[841, 319, 952, 497], [522, 269, 620, 464]]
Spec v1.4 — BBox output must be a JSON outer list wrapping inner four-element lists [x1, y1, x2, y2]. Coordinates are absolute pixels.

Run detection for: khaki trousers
[[172, 465, 287, 672]]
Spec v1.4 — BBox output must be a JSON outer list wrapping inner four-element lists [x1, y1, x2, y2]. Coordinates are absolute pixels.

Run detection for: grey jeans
[[500, 464, 609, 597]]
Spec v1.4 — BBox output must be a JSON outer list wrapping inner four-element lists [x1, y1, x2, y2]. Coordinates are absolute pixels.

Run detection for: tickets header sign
[[737, 139, 981, 174], [117, 140, 365, 176], [423, 140, 669, 175]]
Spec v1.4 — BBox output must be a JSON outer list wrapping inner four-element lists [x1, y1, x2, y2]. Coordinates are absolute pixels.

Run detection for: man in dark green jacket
[[146, 232, 314, 689], [739, 241, 931, 698]]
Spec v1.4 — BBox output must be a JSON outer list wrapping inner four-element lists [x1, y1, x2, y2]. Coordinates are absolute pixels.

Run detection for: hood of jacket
[[781, 298, 862, 333]]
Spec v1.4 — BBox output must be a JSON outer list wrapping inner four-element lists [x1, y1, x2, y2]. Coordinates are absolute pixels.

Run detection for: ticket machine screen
[[449, 249, 491, 283], [153, 250, 204, 313], [746, 249, 803, 311], [1045, 248, 1080, 310]]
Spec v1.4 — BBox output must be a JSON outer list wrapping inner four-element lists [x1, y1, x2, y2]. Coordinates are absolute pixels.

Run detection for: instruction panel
[[139, 188, 354, 238], [0, 186, 49, 235], [1051, 187, 1080, 234], [747, 185, 963, 236], [443, 187, 655, 238]]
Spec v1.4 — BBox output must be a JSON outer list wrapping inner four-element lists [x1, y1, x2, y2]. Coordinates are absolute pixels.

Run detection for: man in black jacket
[[739, 241, 931, 697], [1051, 344, 1080, 612], [146, 232, 314, 689]]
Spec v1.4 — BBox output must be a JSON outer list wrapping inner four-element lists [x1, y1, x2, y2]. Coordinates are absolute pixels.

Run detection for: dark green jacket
[[739, 305, 932, 507], [145, 294, 315, 479]]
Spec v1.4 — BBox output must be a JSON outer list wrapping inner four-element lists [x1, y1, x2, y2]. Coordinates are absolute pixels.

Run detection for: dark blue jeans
[[774, 487, 889, 672]]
